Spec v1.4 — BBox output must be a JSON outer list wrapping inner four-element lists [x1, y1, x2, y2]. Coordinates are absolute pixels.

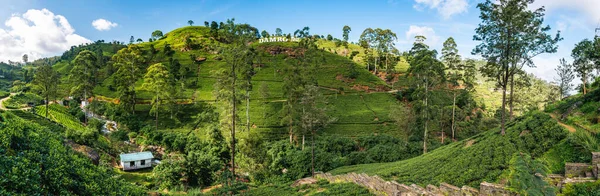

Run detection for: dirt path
[[549, 113, 576, 133], [0, 93, 31, 111]]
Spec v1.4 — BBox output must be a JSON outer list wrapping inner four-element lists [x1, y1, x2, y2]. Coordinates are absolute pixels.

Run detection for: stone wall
[[314, 172, 516, 196], [564, 163, 592, 178]]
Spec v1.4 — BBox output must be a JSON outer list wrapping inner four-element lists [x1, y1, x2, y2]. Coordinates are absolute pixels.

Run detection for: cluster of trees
[[359, 28, 399, 74], [555, 37, 600, 98]]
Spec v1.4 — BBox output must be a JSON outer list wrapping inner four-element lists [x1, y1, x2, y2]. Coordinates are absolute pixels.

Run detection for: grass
[[245, 181, 373, 196], [114, 168, 154, 187], [328, 112, 567, 188]]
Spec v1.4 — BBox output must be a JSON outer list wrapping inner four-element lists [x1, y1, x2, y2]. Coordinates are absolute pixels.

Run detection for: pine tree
[[554, 58, 574, 99]]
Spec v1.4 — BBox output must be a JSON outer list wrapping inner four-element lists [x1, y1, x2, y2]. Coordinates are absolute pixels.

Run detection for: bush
[[562, 180, 600, 196]]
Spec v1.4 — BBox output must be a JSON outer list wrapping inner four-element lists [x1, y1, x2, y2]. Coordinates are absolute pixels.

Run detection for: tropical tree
[[129, 36, 135, 44], [188, 20, 194, 26], [572, 39, 595, 95], [342, 25, 351, 48], [407, 36, 445, 154], [69, 50, 98, 123], [554, 58, 574, 99], [112, 45, 144, 114], [473, 0, 561, 134], [261, 30, 270, 38], [213, 38, 254, 181], [275, 28, 283, 36], [441, 37, 471, 140], [299, 85, 334, 177], [204, 21, 209, 27], [151, 30, 163, 41], [22, 54, 28, 65], [142, 63, 172, 130], [33, 65, 59, 118]]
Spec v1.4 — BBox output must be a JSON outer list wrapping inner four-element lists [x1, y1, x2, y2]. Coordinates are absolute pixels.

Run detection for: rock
[[291, 177, 317, 187]]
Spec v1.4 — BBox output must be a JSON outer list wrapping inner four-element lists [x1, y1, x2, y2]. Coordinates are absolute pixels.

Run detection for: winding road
[[0, 93, 31, 111]]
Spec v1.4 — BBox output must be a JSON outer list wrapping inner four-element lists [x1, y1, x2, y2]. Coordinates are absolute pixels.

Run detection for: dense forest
[[1, 0, 600, 195]]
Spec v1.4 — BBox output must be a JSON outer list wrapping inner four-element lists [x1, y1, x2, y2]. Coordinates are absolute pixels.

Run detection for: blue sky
[[1, 0, 599, 83]]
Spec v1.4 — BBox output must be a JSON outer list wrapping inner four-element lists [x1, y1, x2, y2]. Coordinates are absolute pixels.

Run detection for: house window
[[129, 161, 134, 167], [141, 160, 146, 165]]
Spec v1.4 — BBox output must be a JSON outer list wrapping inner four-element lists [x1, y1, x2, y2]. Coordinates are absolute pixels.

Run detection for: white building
[[120, 151, 154, 171]]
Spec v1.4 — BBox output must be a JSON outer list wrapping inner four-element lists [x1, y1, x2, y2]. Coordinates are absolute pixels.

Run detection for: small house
[[120, 151, 154, 171]]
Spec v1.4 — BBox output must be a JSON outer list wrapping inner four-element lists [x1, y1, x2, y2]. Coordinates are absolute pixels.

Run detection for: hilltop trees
[[142, 63, 172, 130], [342, 25, 351, 48], [151, 30, 163, 41], [22, 54, 28, 65], [112, 45, 144, 114], [275, 28, 283, 36], [188, 20, 194, 26], [572, 39, 595, 95], [473, 0, 561, 135], [33, 65, 59, 118], [359, 28, 397, 74], [554, 58, 574, 99]]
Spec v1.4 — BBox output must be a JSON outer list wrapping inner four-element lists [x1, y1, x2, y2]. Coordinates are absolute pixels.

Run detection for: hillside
[[329, 111, 567, 188]]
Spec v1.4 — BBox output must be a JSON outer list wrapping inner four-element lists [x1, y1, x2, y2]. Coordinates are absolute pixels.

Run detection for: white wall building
[[120, 151, 154, 171]]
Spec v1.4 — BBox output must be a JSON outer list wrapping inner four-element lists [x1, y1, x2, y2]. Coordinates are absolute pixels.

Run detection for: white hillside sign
[[259, 36, 301, 43]]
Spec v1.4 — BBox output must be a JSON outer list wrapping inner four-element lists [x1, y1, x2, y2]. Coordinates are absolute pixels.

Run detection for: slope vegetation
[[329, 111, 567, 188]]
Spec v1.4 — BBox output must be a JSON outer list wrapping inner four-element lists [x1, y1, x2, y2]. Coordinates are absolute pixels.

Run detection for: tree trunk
[[451, 91, 456, 140], [440, 107, 444, 144], [501, 85, 507, 135], [423, 79, 428, 154], [231, 62, 237, 181], [246, 88, 250, 132], [45, 95, 49, 118], [509, 74, 514, 120], [583, 75, 587, 95], [155, 97, 159, 131], [289, 104, 293, 144], [311, 130, 315, 177], [302, 134, 305, 151]]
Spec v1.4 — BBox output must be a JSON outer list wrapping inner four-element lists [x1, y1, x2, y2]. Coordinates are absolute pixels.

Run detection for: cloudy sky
[[0, 0, 599, 83]]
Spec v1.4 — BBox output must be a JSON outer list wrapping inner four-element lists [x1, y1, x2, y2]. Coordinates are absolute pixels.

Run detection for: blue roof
[[120, 151, 154, 162]]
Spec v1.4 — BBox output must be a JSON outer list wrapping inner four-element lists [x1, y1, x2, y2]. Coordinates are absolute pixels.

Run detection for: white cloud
[[92, 18, 118, 31], [404, 25, 441, 48], [531, 0, 600, 24], [414, 0, 468, 19], [0, 8, 90, 63]]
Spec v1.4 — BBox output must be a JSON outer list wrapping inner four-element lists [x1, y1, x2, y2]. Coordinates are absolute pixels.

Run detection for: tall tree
[[151, 30, 164, 41], [359, 28, 377, 72], [22, 54, 28, 65], [407, 37, 445, 154], [299, 85, 334, 177], [275, 28, 283, 36], [33, 65, 59, 118], [69, 50, 98, 124], [441, 37, 465, 140], [342, 25, 351, 48], [473, 0, 561, 134], [112, 45, 144, 114], [259, 82, 270, 119], [554, 58, 574, 99], [188, 20, 194, 26], [213, 22, 256, 180], [204, 21, 209, 27], [261, 30, 270, 38], [142, 63, 172, 130], [129, 36, 135, 44], [572, 39, 595, 95]]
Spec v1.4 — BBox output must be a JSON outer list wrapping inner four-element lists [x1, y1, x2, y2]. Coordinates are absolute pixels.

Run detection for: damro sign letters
[[259, 36, 301, 43]]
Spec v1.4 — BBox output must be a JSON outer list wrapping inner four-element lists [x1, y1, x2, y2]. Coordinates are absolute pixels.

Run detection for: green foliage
[[245, 182, 373, 196], [0, 111, 146, 195], [0, 90, 9, 99], [506, 153, 555, 195], [561, 180, 600, 196], [330, 112, 567, 188], [4, 92, 42, 109]]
